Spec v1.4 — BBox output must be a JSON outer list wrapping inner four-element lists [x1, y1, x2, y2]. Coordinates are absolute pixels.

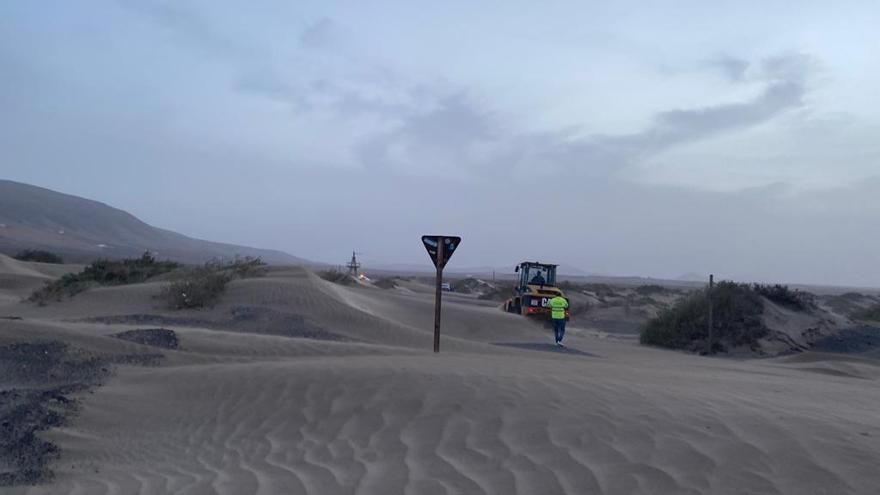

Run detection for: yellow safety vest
[[548, 296, 568, 319]]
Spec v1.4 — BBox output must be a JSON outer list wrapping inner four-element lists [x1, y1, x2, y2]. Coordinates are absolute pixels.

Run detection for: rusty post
[[707, 274, 714, 355], [433, 236, 444, 353]]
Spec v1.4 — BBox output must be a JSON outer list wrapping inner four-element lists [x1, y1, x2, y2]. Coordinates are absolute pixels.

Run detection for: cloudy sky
[[2, 1, 879, 286]]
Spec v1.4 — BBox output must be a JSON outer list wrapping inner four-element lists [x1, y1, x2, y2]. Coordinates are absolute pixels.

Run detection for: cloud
[[355, 92, 503, 175], [706, 55, 750, 82], [116, 0, 244, 57], [299, 17, 335, 48], [354, 53, 813, 179], [112, 4, 819, 183]]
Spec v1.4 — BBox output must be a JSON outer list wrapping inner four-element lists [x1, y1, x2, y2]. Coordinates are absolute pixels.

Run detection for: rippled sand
[[1, 260, 878, 494]]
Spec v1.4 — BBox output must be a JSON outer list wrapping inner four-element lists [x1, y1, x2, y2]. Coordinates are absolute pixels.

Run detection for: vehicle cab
[[504, 262, 569, 318]]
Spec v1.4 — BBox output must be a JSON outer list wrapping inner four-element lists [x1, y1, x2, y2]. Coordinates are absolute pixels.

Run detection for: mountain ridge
[[0, 180, 307, 265]]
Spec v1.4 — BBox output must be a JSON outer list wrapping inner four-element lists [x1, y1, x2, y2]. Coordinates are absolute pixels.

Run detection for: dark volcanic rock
[[86, 307, 349, 341], [0, 340, 164, 486], [112, 328, 179, 349], [0, 342, 107, 387], [812, 326, 880, 356], [0, 342, 108, 486]]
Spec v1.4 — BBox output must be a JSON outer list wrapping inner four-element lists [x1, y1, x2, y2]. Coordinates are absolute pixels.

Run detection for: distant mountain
[[676, 272, 709, 282], [0, 180, 307, 265], [366, 261, 588, 278]]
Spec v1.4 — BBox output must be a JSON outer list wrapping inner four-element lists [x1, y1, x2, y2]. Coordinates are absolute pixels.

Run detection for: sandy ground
[[1, 258, 879, 494]]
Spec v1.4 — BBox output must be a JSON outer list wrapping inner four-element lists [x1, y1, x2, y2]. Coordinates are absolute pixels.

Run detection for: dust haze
[[2, 1, 879, 285]]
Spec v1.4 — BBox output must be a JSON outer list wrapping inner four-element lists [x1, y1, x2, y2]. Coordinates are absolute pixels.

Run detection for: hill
[[0, 180, 306, 265]]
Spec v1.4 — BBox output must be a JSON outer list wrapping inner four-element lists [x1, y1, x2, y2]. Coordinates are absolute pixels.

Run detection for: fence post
[[707, 274, 714, 355]]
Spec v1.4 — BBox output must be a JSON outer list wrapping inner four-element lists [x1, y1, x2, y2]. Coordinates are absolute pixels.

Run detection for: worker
[[530, 272, 546, 285], [548, 295, 569, 346]]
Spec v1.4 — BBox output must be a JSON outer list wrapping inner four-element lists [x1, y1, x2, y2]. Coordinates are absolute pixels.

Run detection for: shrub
[[841, 292, 867, 300], [635, 284, 667, 296], [477, 284, 515, 301], [640, 281, 768, 353], [557, 280, 576, 291], [29, 252, 179, 305], [582, 283, 617, 298], [224, 255, 268, 278], [161, 270, 231, 309], [159, 257, 267, 310], [79, 252, 180, 285], [13, 249, 64, 264], [752, 284, 815, 311], [858, 303, 880, 322]]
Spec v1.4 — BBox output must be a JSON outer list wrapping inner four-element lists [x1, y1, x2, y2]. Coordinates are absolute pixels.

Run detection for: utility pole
[[346, 251, 361, 277], [707, 274, 714, 355]]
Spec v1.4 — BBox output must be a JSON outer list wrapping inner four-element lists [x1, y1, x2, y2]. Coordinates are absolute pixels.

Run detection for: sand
[[1, 257, 878, 494]]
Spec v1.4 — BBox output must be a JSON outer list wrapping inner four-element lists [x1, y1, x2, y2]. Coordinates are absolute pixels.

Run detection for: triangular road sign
[[421, 235, 461, 269]]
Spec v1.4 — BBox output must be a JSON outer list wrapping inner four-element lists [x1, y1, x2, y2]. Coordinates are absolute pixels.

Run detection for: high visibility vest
[[548, 296, 568, 319]]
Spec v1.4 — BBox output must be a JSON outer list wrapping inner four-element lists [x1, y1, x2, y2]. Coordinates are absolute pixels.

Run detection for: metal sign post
[[421, 235, 461, 353], [433, 237, 444, 353], [707, 274, 714, 355]]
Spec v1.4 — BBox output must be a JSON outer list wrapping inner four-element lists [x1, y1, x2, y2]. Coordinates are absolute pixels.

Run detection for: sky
[[2, 1, 879, 286]]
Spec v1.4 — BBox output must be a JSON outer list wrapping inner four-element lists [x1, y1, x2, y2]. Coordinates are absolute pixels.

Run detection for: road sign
[[421, 235, 461, 269], [421, 235, 461, 352]]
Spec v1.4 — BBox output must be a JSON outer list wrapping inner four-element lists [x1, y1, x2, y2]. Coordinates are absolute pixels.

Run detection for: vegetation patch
[[634, 284, 669, 296], [752, 284, 816, 311], [582, 283, 617, 298], [159, 257, 266, 310], [640, 281, 768, 353], [857, 303, 880, 322], [13, 249, 64, 264], [477, 283, 515, 301], [29, 253, 179, 305]]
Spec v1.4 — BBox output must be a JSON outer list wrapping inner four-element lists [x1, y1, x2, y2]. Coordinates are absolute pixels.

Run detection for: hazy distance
[[2, 1, 879, 286]]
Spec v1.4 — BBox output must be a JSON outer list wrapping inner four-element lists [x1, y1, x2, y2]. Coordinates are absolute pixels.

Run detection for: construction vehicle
[[502, 262, 569, 319]]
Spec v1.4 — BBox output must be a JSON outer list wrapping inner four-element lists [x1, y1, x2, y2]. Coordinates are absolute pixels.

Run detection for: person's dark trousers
[[553, 318, 565, 343]]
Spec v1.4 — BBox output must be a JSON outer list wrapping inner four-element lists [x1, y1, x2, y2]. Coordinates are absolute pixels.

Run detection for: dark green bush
[[160, 256, 266, 309], [640, 281, 768, 353], [161, 270, 231, 309], [13, 249, 64, 264], [858, 303, 880, 322], [29, 252, 179, 305], [752, 284, 815, 311], [821, 293, 863, 316], [224, 255, 268, 279]]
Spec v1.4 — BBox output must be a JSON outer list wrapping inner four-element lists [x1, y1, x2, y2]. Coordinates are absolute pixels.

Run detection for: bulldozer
[[502, 261, 569, 319]]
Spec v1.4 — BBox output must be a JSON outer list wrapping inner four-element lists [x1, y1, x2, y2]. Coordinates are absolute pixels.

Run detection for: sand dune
[[0, 253, 80, 306], [1, 266, 879, 494]]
